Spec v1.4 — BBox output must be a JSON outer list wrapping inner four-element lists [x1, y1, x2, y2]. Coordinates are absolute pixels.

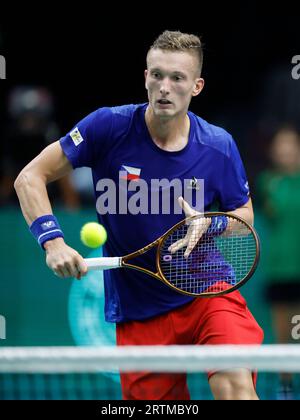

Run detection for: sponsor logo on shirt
[[70, 127, 84, 146], [217, 220, 223, 229], [245, 181, 250, 196], [188, 177, 200, 191]]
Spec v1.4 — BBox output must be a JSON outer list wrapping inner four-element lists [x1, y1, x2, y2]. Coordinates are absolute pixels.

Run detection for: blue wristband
[[206, 216, 228, 236], [30, 215, 64, 250]]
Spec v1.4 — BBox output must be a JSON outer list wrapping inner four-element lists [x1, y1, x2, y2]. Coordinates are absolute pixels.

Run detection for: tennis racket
[[84, 212, 260, 297]]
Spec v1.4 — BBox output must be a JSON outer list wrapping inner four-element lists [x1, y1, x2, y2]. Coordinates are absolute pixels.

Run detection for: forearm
[[14, 171, 53, 226], [14, 142, 87, 280], [226, 199, 254, 226], [227, 207, 254, 226], [14, 142, 74, 226]]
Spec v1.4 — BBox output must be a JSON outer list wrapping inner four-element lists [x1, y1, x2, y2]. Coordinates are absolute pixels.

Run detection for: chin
[[153, 107, 174, 118], [157, 112, 174, 121]]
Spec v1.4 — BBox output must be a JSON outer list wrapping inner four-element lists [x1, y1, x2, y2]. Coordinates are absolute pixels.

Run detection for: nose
[[160, 78, 171, 96]]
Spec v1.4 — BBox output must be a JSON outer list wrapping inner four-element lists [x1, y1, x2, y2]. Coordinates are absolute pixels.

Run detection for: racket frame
[[118, 211, 260, 297]]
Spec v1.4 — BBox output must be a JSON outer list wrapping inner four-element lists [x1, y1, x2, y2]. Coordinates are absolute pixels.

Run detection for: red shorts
[[116, 290, 264, 400]]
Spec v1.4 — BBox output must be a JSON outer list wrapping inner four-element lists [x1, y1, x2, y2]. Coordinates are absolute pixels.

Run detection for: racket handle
[[84, 257, 122, 271]]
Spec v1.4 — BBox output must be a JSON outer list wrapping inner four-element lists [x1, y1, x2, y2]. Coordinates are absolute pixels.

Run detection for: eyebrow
[[150, 68, 187, 77]]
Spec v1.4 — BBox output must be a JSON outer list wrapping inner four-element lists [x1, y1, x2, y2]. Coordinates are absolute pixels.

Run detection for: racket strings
[[159, 216, 257, 295]]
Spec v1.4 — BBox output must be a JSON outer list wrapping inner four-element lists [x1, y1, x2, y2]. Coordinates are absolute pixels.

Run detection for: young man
[[15, 30, 263, 400]]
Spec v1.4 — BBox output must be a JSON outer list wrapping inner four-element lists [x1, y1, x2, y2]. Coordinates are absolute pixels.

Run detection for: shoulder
[[110, 104, 142, 117], [93, 103, 144, 135], [190, 112, 235, 158], [94, 103, 143, 122]]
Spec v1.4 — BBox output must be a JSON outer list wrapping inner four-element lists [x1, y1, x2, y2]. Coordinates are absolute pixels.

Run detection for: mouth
[[157, 99, 172, 107]]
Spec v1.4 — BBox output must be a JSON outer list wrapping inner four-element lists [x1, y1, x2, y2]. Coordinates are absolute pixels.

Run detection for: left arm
[[170, 197, 254, 257], [226, 197, 254, 226]]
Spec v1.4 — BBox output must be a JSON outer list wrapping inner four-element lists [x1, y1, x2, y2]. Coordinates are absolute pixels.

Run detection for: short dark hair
[[148, 30, 204, 75]]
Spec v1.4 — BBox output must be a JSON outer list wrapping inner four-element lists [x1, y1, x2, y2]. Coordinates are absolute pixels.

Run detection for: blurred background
[[1, 5, 300, 399]]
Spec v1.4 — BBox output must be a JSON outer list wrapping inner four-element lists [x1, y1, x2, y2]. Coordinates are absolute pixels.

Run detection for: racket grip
[[84, 257, 122, 271]]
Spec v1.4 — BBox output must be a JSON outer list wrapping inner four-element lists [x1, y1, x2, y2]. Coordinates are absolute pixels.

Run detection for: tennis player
[[15, 30, 264, 400]]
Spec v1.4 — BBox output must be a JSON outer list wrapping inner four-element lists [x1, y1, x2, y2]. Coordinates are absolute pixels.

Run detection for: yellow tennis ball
[[80, 223, 107, 248]]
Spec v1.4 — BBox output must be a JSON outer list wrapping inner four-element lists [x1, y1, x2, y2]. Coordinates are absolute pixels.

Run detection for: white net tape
[[1, 345, 300, 373]]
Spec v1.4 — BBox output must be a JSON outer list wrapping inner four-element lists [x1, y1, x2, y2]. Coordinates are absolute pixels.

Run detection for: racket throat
[[122, 261, 162, 281]]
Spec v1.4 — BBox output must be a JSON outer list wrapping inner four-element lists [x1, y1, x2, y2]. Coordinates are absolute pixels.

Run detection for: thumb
[[178, 196, 196, 217]]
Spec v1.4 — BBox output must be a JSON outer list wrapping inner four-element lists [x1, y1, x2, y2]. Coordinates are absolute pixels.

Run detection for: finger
[[76, 257, 88, 278], [53, 269, 66, 279], [184, 229, 203, 258], [74, 263, 85, 281], [168, 238, 188, 254], [61, 265, 73, 278], [65, 261, 81, 279], [184, 239, 198, 258], [178, 196, 197, 218], [74, 264, 87, 280], [75, 266, 82, 281]]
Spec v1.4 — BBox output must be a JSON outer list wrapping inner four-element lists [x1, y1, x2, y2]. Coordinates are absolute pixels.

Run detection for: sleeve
[[59, 107, 113, 169], [218, 137, 250, 211]]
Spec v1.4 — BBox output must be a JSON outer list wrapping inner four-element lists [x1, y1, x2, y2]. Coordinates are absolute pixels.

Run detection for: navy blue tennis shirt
[[60, 103, 250, 323]]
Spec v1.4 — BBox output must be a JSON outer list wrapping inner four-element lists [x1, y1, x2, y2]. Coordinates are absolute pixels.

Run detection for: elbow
[[14, 171, 31, 193], [14, 169, 46, 194]]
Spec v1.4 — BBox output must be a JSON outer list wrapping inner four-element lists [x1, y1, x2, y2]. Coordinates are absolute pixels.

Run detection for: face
[[145, 49, 204, 119], [271, 130, 300, 171]]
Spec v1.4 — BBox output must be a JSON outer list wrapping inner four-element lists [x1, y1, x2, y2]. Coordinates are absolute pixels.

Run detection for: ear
[[192, 78, 205, 97], [144, 70, 148, 90]]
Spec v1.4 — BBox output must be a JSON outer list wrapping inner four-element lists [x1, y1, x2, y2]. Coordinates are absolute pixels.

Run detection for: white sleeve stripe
[[38, 230, 63, 244]]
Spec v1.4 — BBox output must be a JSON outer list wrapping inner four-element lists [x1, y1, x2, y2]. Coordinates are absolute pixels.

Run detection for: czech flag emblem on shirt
[[120, 166, 141, 182]]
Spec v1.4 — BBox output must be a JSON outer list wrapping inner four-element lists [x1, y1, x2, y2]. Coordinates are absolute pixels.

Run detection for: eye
[[173, 75, 183, 82], [152, 72, 161, 79]]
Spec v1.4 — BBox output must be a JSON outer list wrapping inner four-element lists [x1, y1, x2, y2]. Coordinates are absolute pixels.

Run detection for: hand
[[44, 238, 88, 280], [168, 197, 211, 258]]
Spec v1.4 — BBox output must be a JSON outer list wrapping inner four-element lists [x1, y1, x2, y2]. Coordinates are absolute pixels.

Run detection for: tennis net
[[1, 345, 300, 400]]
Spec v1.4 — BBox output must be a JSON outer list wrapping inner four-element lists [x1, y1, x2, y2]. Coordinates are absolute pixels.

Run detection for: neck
[[145, 106, 190, 152]]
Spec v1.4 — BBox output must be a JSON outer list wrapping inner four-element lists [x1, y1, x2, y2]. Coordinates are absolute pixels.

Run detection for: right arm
[[14, 141, 88, 280]]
